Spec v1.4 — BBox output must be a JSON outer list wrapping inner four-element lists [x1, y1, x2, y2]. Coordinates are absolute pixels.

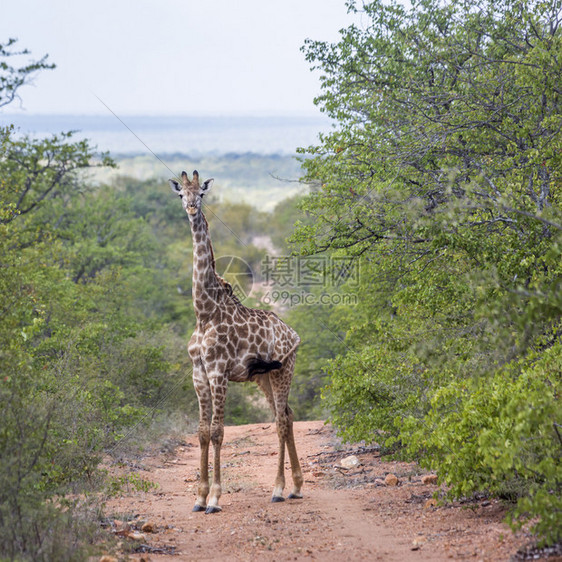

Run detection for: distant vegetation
[[90, 152, 306, 211]]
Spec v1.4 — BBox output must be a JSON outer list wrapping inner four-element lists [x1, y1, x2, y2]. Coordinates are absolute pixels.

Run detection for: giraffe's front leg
[[205, 372, 227, 514], [194, 417, 210, 511], [192, 364, 212, 512], [272, 419, 287, 502]]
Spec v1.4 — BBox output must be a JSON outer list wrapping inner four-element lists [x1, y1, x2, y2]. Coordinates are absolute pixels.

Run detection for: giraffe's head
[[169, 170, 214, 218]]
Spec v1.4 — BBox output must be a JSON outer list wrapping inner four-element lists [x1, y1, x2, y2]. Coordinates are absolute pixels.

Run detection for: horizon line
[[0, 110, 328, 119]]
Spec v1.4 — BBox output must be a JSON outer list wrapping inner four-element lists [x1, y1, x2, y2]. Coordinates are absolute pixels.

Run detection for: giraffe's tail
[[246, 338, 300, 381], [247, 358, 283, 379]]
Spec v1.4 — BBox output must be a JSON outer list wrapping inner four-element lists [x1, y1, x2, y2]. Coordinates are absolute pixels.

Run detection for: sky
[[1, 0, 359, 116]]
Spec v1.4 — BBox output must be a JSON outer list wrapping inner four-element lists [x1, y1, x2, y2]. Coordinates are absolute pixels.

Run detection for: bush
[[402, 344, 562, 545], [0, 497, 104, 562]]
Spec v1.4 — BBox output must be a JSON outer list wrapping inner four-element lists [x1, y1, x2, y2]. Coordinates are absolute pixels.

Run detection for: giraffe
[[169, 170, 303, 514]]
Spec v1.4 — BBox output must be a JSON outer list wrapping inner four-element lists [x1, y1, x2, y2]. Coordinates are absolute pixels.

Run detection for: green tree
[[0, 38, 54, 108], [0, 42, 201, 559], [295, 0, 562, 543], [0, 127, 116, 559]]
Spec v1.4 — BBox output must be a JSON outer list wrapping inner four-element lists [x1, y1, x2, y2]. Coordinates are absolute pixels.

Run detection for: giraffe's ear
[[169, 179, 182, 196], [201, 178, 214, 193]]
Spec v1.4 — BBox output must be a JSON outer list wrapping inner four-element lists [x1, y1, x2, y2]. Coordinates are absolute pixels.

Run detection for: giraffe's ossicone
[[169, 170, 303, 513]]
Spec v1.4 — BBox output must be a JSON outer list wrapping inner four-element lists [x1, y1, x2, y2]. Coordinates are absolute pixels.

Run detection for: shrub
[[401, 344, 562, 545]]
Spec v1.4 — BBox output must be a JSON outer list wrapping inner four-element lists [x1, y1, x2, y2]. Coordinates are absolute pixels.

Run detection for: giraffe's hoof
[[192, 504, 206, 512], [271, 496, 285, 503], [205, 505, 222, 514], [288, 493, 303, 499]]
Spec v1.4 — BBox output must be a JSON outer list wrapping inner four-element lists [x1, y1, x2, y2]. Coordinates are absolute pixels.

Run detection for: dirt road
[[105, 421, 538, 561]]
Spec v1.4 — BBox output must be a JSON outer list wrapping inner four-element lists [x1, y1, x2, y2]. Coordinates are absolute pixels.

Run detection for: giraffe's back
[[263, 309, 301, 360], [198, 304, 300, 382]]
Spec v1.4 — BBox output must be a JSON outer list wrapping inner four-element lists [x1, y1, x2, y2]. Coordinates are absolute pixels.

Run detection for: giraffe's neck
[[189, 210, 223, 319]]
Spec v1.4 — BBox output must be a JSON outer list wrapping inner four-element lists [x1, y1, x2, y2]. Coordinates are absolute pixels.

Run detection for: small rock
[[411, 538, 425, 550], [340, 455, 361, 469], [312, 471, 325, 478], [141, 521, 156, 533], [424, 498, 437, 509], [127, 531, 146, 541], [374, 478, 387, 486], [385, 473, 399, 486], [421, 474, 438, 485], [100, 557, 118, 562]]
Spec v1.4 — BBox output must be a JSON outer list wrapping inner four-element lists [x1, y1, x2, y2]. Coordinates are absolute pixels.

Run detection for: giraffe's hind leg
[[285, 403, 304, 499], [255, 372, 276, 416], [268, 352, 303, 502], [256, 373, 285, 500], [257, 372, 287, 501]]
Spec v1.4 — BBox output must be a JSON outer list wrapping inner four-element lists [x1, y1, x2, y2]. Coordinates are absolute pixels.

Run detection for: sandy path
[[105, 421, 535, 561]]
